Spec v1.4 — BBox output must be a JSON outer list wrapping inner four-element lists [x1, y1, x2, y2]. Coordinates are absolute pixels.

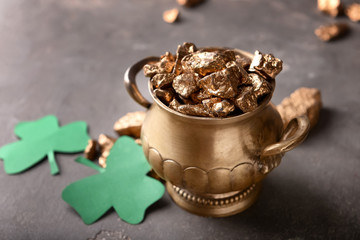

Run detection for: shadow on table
[[206, 176, 360, 239], [305, 107, 337, 141]]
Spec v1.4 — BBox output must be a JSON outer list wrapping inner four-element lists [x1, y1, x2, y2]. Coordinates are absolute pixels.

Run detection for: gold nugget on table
[[144, 42, 283, 118], [114, 111, 146, 138], [346, 3, 360, 22], [98, 134, 117, 168], [317, 0, 343, 17], [277, 87, 322, 129], [163, 8, 180, 23], [314, 23, 349, 42], [84, 139, 97, 160]]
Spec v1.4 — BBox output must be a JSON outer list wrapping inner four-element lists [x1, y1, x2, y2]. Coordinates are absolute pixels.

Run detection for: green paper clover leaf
[[62, 136, 165, 225], [0, 115, 90, 175]]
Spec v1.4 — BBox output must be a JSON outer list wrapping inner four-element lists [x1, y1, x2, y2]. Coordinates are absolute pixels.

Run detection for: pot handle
[[124, 56, 160, 109], [261, 115, 310, 157]]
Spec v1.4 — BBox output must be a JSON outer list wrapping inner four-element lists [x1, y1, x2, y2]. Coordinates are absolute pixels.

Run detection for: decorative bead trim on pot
[[171, 184, 256, 207]]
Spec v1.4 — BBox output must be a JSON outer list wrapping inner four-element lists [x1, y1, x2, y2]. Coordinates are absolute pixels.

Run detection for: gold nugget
[[178, 104, 209, 117], [170, 99, 209, 117], [318, 0, 343, 17], [154, 88, 175, 104], [84, 139, 97, 160], [249, 51, 283, 79], [211, 100, 235, 117], [143, 62, 161, 78], [199, 66, 240, 98], [181, 51, 233, 76], [277, 87, 322, 129], [346, 3, 360, 22], [98, 134, 117, 168], [151, 73, 176, 89], [235, 86, 258, 113], [190, 90, 212, 103], [314, 23, 349, 42], [202, 97, 221, 110], [159, 52, 176, 73], [226, 61, 250, 85], [248, 73, 272, 98], [163, 8, 180, 23], [113, 111, 146, 138], [173, 42, 197, 75], [172, 73, 199, 98]]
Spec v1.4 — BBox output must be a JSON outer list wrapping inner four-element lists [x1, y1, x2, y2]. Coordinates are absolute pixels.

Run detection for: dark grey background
[[0, 0, 359, 239]]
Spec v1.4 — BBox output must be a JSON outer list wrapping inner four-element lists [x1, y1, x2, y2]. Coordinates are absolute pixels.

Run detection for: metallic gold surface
[[201, 97, 221, 111], [249, 73, 272, 98], [249, 50, 283, 79], [234, 86, 258, 113], [181, 51, 231, 76], [235, 54, 251, 70], [126, 56, 160, 108], [163, 8, 180, 24], [151, 73, 176, 89], [173, 42, 197, 75], [113, 111, 146, 138], [84, 139, 97, 160], [159, 52, 175, 73], [198, 67, 239, 98], [145, 45, 278, 117], [225, 61, 250, 85], [317, 0, 343, 17], [314, 22, 349, 42], [148, 169, 163, 182], [166, 182, 261, 217], [124, 49, 310, 216], [98, 134, 116, 168], [346, 3, 360, 22], [154, 88, 174, 104], [277, 87, 322, 129], [172, 73, 199, 98], [171, 100, 209, 117], [190, 90, 212, 103], [143, 62, 161, 78], [210, 99, 235, 117]]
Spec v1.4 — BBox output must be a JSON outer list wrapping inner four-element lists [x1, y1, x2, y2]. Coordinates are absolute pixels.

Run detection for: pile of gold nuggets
[[143, 42, 283, 118]]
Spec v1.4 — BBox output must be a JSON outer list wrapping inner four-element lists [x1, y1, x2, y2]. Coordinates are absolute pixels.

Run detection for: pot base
[[166, 182, 262, 217]]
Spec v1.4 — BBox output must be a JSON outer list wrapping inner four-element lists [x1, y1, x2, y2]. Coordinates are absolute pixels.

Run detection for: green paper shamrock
[[0, 115, 90, 175], [62, 136, 165, 225]]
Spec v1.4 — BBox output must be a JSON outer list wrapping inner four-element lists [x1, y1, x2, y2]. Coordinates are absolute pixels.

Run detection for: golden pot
[[124, 48, 310, 217]]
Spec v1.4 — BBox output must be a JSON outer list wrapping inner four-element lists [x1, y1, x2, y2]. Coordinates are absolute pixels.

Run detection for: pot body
[[141, 99, 283, 195]]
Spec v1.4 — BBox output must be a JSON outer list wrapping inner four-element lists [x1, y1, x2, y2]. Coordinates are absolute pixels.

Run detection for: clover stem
[[47, 151, 59, 175], [75, 156, 105, 173]]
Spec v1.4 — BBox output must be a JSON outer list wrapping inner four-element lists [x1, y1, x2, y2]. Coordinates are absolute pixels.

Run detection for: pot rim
[[147, 47, 275, 123]]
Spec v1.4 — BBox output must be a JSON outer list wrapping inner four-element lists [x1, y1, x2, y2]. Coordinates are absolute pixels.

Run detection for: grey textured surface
[[0, 0, 360, 239]]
